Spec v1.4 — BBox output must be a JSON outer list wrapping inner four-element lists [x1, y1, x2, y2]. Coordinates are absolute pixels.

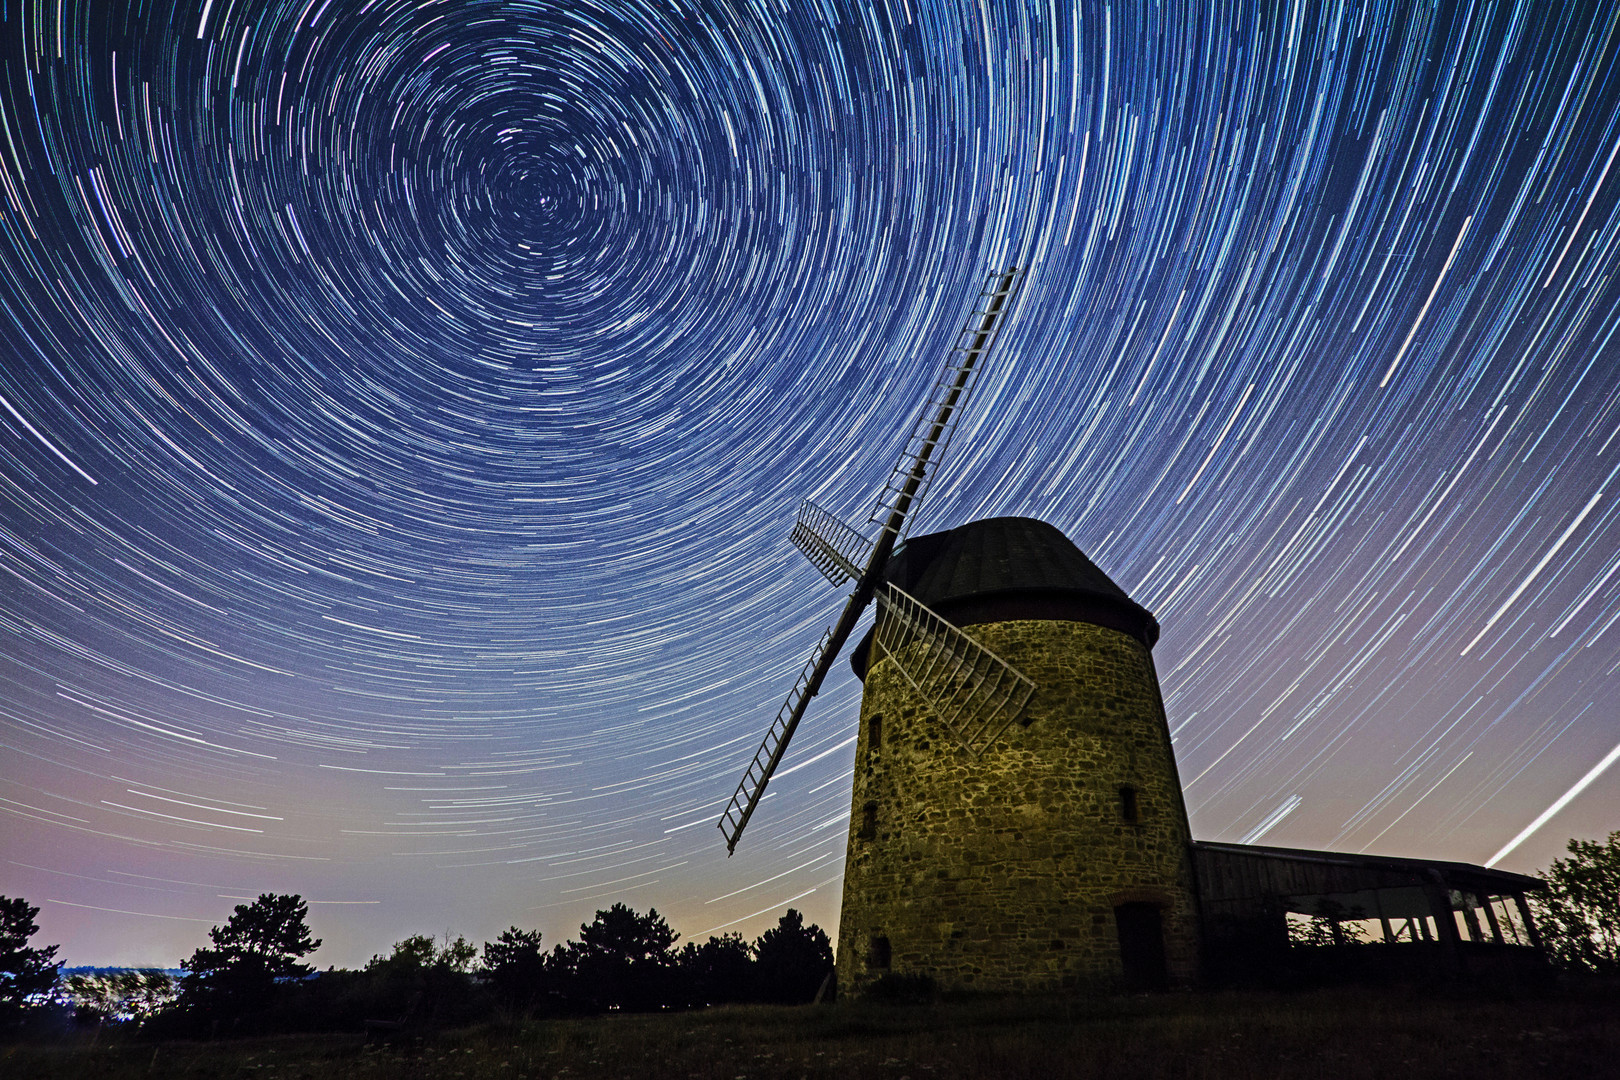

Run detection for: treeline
[[4, 893, 832, 1039]]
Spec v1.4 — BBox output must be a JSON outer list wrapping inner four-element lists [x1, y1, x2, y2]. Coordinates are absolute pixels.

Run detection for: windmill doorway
[[1114, 902, 1169, 990]]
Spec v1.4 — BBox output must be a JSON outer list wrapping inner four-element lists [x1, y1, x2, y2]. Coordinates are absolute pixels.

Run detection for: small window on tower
[[868, 714, 883, 751], [859, 801, 878, 840], [1119, 785, 1140, 824], [870, 935, 891, 969]]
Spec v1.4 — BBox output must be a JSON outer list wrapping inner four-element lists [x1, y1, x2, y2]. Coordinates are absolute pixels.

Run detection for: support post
[[1460, 893, 1485, 943], [1479, 895, 1504, 945], [1424, 873, 1464, 974], [1513, 893, 1545, 952]]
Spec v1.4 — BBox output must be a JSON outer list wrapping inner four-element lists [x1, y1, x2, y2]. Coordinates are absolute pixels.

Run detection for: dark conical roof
[[851, 517, 1159, 680], [885, 517, 1143, 611]]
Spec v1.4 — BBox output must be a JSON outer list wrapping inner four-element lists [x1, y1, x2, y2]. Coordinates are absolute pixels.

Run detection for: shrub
[[1533, 831, 1620, 974], [61, 970, 176, 1024], [677, 932, 754, 1006]]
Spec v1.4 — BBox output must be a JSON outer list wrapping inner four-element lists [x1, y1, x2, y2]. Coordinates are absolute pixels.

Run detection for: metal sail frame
[[718, 267, 1024, 854], [870, 582, 1036, 757], [790, 499, 874, 588]]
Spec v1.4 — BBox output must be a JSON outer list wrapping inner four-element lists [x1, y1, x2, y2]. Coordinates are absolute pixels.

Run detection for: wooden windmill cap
[[851, 517, 1160, 680]]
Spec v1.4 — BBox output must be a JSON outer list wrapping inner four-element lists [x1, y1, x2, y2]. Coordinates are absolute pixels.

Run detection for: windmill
[[718, 267, 1032, 855], [715, 267, 1201, 996]]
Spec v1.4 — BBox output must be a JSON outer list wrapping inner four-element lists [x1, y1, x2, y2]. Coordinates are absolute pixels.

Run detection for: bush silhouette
[[677, 932, 754, 1006], [353, 932, 483, 1028], [136, 897, 833, 1034], [1534, 831, 1620, 974]]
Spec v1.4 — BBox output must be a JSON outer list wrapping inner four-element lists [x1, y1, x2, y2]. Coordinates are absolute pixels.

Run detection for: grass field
[[5, 984, 1616, 1079]]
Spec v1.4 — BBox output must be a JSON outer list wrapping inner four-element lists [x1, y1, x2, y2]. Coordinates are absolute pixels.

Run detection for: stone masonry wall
[[835, 619, 1199, 994]]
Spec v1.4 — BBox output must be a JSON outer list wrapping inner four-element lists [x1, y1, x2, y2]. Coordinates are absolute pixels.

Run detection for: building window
[[1119, 785, 1140, 824], [868, 713, 882, 751], [870, 935, 891, 969], [858, 801, 878, 840]]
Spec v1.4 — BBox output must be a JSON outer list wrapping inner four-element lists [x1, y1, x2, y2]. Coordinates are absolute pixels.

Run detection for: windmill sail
[[870, 269, 1023, 537], [716, 627, 836, 852], [719, 266, 1025, 855], [870, 583, 1037, 756], [717, 578, 869, 854], [790, 500, 874, 588]]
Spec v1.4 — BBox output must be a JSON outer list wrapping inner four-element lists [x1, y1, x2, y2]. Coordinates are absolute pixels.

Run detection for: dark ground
[[5, 983, 1616, 1079]]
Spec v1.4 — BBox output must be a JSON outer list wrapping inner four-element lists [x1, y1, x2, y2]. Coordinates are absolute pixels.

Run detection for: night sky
[[3, 0, 1618, 970]]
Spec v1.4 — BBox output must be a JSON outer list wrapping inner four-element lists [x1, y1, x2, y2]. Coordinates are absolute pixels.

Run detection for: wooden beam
[[1480, 895, 1505, 945], [1460, 894, 1486, 943], [1424, 880, 1464, 973], [1374, 890, 1395, 944]]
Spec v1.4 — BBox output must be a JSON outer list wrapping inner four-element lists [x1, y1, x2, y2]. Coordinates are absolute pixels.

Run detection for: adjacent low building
[[1194, 840, 1546, 982]]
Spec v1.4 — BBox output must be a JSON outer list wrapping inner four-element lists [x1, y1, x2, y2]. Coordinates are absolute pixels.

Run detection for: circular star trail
[[2, 0, 1618, 966]]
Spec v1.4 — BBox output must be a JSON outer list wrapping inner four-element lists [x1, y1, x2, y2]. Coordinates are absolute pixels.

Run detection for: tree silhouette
[[753, 909, 833, 1003], [1534, 831, 1620, 974], [677, 932, 754, 1006], [557, 904, 679, 1012], [178, 893, 320, 1024], [481, 927, 546, 1011], [0, 896, 61, 1025]]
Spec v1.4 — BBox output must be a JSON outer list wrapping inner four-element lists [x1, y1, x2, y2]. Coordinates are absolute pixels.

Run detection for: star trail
[[2, 0, 1618, 968]]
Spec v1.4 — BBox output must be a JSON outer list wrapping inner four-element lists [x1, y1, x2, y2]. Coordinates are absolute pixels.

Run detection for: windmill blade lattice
[[717, 627, 837, 854], [872, 583, 1037, 757], [790, 499, 875, 588], [870, 268, 1022, 538]]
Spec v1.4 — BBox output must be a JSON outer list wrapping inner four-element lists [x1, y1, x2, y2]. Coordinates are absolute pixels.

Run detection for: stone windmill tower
[[718, 267, 1198, 994], [838, 518, 1197, 993]]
